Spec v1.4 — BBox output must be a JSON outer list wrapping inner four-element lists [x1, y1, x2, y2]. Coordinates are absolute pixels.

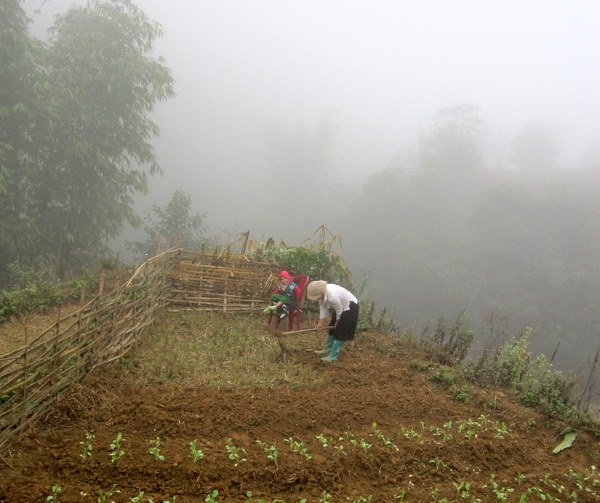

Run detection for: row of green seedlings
[[52, 419, 598, 502], [78, 432, 308, 467], [47, 466, 600, 503], [46, 484, 177, 503], [415, 467, 600, 503], [46, 484, 375, 503]]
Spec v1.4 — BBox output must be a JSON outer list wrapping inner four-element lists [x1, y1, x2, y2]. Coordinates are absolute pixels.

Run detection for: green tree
[[132, 190, 206, 257], [0, 0, 174, 283], [0, 0, 51, 282], [38, 0, 174, 276]]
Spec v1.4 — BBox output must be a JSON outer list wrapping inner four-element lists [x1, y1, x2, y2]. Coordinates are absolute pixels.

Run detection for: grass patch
[[409, 358, 433, 371], [124, 311, 325, 388], [431, 368, 461, 386]]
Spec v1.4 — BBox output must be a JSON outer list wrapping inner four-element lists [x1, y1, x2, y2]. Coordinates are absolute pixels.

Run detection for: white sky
[[134, 0, 600, 167], [28, 0, 600, 226]]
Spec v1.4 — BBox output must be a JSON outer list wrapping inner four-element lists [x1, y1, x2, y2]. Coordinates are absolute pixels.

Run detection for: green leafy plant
[[454, 481, 472, 499], [319, 492, 332, 503], [46, 485, 62, 502], [399, 427, 424, 444], [428, 424, 452, 443], [372, 422, 399, 451], [188, 440, 204, 463], [522, 486, 555, 501], [96, 486, 119, 503], [488, 475, 514, 501], [245, 491, 285, 503], [79, 432, 95, 459], [454, 385, 469, 403], [256, 440, 279, 467], [315, 433, 332, 448], [392, 489, 406, 501], [493, 422, 510, 440], [285, 437, 312, 460], [429, 456, 447, 471], [205, 489, 219, 503], [360, 439, 372, 452], [514, 473, 526, 484], [225, 438, 247, 466], [148, 436, 165, 461], [109, 432, 125, 463], [569, 465, 599, 498]]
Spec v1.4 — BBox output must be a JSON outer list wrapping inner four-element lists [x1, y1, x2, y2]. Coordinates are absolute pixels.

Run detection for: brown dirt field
[[1, 322, 599, 502]]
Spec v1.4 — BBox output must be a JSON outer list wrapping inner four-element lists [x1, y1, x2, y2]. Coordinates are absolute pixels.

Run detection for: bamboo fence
[[167, 249, 276, 311], [0, 247, 279, 453]]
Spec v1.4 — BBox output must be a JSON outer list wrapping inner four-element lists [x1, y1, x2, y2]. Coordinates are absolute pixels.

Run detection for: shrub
[[420, 311, 474, 366], [262, 246, 352, 287], [431, 368, 460, 386], [470, 326, 574, 412], [0, 274, 98, 322], [454, 385, 470, 403], [465, 327, 599, 431]]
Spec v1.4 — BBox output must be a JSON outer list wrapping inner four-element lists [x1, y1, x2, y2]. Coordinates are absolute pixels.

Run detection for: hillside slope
[[0, 312, 598, 502]]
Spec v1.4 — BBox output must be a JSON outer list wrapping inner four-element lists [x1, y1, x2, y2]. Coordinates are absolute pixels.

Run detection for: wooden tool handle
[[278, 326, 334, 336]]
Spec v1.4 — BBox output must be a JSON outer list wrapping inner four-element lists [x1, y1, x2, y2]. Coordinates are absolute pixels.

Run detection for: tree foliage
[[0, 0, 50, 276], [0, 0, 174, 284], [130, 190, 206, 257]]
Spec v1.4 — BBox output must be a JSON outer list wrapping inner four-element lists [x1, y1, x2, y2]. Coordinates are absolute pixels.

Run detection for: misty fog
[[26, 0, 600, 373]]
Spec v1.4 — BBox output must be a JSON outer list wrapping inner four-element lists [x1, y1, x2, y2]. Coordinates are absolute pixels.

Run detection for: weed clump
[[420, 311, 474, 366], [467, 327, 599, 433]]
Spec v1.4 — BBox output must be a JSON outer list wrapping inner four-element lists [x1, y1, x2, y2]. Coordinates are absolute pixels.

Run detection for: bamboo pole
[[98, 270, 105, 297]]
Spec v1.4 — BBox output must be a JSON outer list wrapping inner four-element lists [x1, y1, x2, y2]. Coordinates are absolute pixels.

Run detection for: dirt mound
[[1, 328, 599, 502]]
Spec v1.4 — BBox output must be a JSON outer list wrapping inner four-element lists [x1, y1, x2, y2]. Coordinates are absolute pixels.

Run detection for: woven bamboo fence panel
[[0, 248, 179, 452], [167, 249, 277, 311], [0, 247, 278, 452]]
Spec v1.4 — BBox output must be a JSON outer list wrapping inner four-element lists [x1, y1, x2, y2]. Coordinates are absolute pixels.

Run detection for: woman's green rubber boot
[[321, 339, 344, 362], [314, 335, 334, 355]]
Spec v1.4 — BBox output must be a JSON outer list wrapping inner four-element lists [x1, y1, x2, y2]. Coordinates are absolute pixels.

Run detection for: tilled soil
[[1, 330, 599, 502]]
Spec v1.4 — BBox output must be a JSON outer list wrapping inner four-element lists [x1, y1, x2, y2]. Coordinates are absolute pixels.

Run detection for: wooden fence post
[[55, 304, 62, 336], [98, 270, 105, 297]]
